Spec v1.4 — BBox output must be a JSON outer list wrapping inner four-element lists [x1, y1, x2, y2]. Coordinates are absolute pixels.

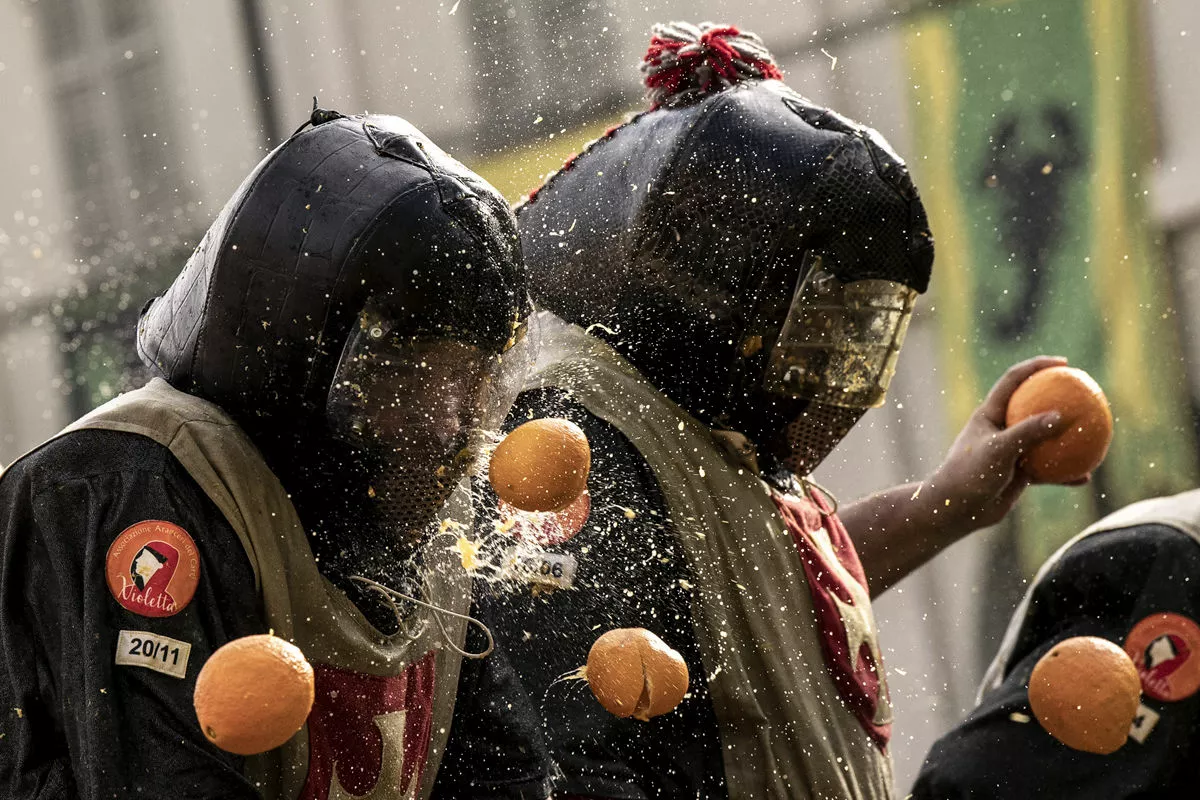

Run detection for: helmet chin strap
[[798, 475, 840, 514]]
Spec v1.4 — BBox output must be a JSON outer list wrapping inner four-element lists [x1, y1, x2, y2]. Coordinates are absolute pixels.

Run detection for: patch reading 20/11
[[115, 630, 192, 679]]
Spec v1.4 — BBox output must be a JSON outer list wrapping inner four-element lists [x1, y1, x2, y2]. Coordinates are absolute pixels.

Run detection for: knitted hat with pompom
[[640, 21, 783, 108]]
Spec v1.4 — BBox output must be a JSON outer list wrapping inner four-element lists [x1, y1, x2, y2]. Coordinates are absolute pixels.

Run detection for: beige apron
[[982, 488, 1200, 698], [531, 313, 893, 800], [66, 378, 470, 800]]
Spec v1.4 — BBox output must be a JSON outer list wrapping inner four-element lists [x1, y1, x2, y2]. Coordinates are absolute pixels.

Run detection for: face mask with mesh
[[779, 402, 866, 477], [518, 24, 933, 482], [760, 262, 916, 475], [327, 304, 535, 546]]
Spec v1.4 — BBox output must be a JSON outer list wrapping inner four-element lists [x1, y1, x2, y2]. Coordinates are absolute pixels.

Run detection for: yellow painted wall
[[468, 113, 632, 205]]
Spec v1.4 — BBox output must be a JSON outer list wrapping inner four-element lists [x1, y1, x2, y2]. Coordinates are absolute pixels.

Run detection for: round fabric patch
[[105, 520, 201, 618], [1124, 612, 1200, 702], [502, 492, 591, 547]]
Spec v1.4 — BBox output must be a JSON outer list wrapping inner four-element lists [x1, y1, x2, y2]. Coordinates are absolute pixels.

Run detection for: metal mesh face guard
[[764, 264, 917, 409], [327, 304, 534, 539], [780, 402, 866, 477]]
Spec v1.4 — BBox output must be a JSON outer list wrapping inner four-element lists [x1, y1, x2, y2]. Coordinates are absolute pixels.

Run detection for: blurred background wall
[[2, 0, 1199, 792]]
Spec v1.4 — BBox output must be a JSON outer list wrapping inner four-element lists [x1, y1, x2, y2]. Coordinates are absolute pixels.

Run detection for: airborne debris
[[453, 535, 481, 571], [584, 322, 618, 337]]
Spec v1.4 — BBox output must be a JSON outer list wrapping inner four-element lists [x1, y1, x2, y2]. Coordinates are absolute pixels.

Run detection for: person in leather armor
[[0, 105, 544, 800], [914, 488, 1200, 798], [436, 21, 1081, 800]]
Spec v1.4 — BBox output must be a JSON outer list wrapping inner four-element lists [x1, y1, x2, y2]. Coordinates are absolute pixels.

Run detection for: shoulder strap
[[52, 379, 265, 591], [530, 312, 894, 800]]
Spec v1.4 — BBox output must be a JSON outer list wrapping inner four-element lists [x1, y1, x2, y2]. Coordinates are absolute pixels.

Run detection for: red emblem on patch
[[501, 491, 591, 546], [773, 489, 892, 749], [1125, 613, 1200, 702], [301, 654, 436, 800], [105, 520, 200, 618]]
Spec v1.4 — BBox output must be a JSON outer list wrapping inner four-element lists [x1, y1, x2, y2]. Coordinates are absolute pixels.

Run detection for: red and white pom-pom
[[640, 21, 783, 109]]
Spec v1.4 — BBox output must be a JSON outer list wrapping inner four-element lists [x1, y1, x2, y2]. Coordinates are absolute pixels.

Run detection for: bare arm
[[843, 356, 1089, 596], [839, 480, 955, 597]]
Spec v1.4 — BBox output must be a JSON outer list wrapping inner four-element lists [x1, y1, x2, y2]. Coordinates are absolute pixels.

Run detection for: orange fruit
[[1005, 366, 1113, 483], [489, 418, 591, 512], [193, 634, 315, 755], [1028, 635, 1141, 754], [586, 628, 689, 721]]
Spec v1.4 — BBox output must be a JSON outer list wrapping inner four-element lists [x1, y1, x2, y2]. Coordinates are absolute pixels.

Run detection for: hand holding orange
[[193, 634, 315, 755], [1028, 635, 1141, 754], [489, 418, 591, 512], [1005, 366, 1113, 484]]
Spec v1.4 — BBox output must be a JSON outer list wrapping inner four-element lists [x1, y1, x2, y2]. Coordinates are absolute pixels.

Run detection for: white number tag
[[1129, 702, 1161, 744], [115, 630, 192, 679], [507, 550, 578, 590]]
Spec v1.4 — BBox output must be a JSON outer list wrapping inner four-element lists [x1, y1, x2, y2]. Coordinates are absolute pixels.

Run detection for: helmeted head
[[518, 22, 934, 479], [138, 105, 533, 555]]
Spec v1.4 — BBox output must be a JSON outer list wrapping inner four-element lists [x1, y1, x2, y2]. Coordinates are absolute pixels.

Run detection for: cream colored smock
[[531, 313, 893, 800], [66, 378, 470, 800]]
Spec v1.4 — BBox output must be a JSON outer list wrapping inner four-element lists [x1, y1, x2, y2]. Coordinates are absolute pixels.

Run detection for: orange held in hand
[[584, 628, 689, 721], [1028, 635, 1141, 755], [193, 634, 315, 756], [489, 418, 591, 512], [1005, 366, 1113, 483]]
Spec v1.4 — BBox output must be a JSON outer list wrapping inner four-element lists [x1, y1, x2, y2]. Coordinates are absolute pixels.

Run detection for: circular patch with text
[[1125, 612, 1200, 702], [105, 520, 201, 618]]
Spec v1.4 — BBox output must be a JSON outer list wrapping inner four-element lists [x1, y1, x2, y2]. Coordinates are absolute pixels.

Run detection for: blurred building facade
[[2, 0, 1200, 791]]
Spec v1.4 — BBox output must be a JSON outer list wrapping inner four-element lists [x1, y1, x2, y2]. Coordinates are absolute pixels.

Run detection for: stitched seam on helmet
[[299, 178, 440, 406], [184, 123, 341, 386], [513, 109, 656, 214], [627, 88, 742, 258]]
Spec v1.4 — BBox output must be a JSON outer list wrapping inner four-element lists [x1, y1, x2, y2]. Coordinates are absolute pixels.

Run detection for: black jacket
[[0, 429, 263, 798], [914, 525, 1200, 798], [0, 107, 540, 799], [434, 388, 726, 800]]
